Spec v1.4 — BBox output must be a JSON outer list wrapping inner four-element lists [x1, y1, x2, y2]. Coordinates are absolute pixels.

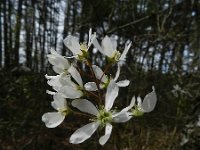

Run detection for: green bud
[[131, 107, 144, 117]]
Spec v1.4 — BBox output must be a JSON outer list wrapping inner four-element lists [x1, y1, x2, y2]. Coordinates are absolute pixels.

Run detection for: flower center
[[78, 43, 89, 60], [97, 109, 112, 126], [100, 78, 110, 89], [112, 51, 121, 61], [108, 50, 121, 63], [80, 43, 88, 52], [63, 69, 69, 74], [58, 108, 71, 116], [131, 106, 144, 117]]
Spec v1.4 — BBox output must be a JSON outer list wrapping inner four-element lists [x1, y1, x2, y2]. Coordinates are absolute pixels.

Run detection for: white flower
[[171, 84, 187, 97], [45, 73, 78, 95], [180, 134, 189, 146], [59, 65, 97, 99], [42, 93, 69, 128], [173, 84, 182, 91], [113, 64, 130, 87], [63, 29, 96, 59], [45, 74, 70, 92], [92, 65, 109, 88], [131, 87, 157, 116], [92, 35, 131, 62], [92, 64, 130, 88], [119, 40, 132, 62], [47, 49, 70, 74], [69, 80, 133, 145]]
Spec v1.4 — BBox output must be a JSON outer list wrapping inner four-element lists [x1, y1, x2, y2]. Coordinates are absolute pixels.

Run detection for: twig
[[107, 15, 151, 34]]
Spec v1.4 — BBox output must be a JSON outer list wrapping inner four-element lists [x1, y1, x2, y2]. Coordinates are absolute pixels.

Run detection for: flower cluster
[[42, 29, 157, 145]]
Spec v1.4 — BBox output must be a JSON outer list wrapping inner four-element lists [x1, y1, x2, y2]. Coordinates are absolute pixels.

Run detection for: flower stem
[[99, 63, 112, 84], [85, 60, 103, 104]]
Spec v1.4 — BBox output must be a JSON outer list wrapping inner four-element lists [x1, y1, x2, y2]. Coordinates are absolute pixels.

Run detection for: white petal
[[59, 75, 77, 88], [88, 29, 96, 48], [45, 74, 56, 80], [137, 97, 143, 108], [116, 80, 130, 87], [112, 97, 135, 122], [46, 90, 56, 95], [57, 58, 70, 71], [112, 111, 132, 123], [70, 122, 100, 144], [47, 56, 58, 66], [127, 96, 136, 110], [52, 66, 63, 74], [72, 99, 98, 116], [105, 80, 119, 111], [50, 48, 58, 55], [59, 85, 83, 99], [68, 65, 83, 87], [45, 74, 62, 91], [51, 93, 67, 110], [47, 49, 70, 72], [84, 82, 97, 91], [50, 56, 70, 70], [114, 64, 120, 81], [92, 65, 108, 83], [88, 28, 92, 44], [92, 38, 104, 55], [102, 36, 115, 57], [42, 112, 65, 128], [119, 96, 136, 113], [47, 55, 60, 66], [99, 123, 112, 145], [142, 86, 157, 112], [63, 35, 81, 55], [119, 41, 132, 61]]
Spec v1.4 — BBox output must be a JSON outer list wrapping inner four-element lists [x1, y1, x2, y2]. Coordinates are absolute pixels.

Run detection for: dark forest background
[[0, 0, 200, 149]]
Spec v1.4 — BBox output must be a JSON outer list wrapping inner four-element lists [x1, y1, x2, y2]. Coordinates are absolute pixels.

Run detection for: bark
[[158, 43, 166, 72], [0, 0, 2, 67], [33, 27, 38, 72], [14, 0, 23, 66], [3, 0, 10, 68], [8, 0, 13, 66], [62, 0, 71, 56], [40, 0, 47, 72], [24, 1, 34, 68]]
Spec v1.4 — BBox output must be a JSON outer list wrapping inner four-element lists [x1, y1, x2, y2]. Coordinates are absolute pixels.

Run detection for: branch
[[107, 15, 151, 34]]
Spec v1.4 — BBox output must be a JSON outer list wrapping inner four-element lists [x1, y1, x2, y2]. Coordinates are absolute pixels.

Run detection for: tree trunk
[[33, 27, 38, 72], [8, 0, 13, 66], [0, 0, 2, 68], [24, 0, 34, 69], [14, 0, 23, 67], [62, 0, 71, 56], [3, 0, 10, 68], [40, 0, 47, 72], [158, 43, 166, 72]]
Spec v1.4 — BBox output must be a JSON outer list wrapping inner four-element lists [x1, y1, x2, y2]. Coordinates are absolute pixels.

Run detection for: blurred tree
[[14, 0, 23, 67], [0, 0, 2, 68], [24, 0, 34, 68], [3, 0, 10, 68], [62, 0, 71, 56]]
